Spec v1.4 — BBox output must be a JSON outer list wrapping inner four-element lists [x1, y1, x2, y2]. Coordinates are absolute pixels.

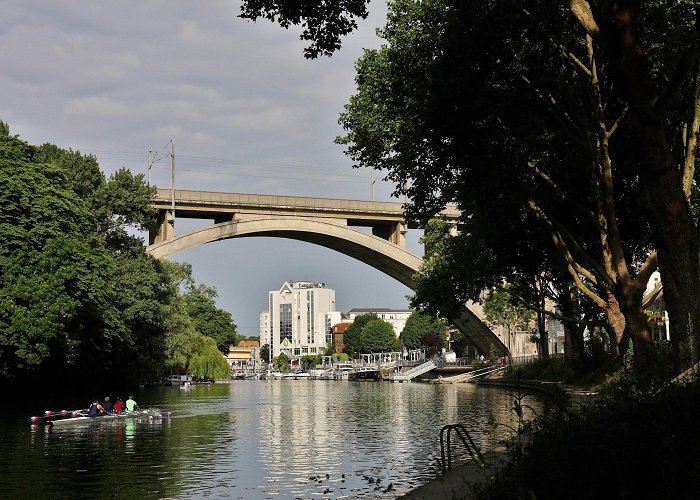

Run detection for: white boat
[[48, 409, 170, 427], [271, 371, 284, 380], [310, 368, 333, 380], [294, 371, 311, 379], [334, 361, 354, 380], [166, 373, 193, 386]]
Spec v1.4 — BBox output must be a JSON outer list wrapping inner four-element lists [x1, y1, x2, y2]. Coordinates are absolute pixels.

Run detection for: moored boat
[[334, 361, 354, 380]]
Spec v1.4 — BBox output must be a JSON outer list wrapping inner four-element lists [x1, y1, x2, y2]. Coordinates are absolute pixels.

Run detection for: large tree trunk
[[617, 276, 653, 370], [611, 1, 700, 374], [638, 158, 700, 374], [604, 291, 625, 358], [559, 290, 584, 358]]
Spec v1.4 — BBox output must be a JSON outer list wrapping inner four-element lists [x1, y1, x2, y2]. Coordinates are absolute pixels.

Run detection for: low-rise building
[[226, 341, 260, 369], [346, 307, 412, 337]]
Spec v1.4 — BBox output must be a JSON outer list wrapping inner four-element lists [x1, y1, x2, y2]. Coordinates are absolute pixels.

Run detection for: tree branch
[[684, 58, 700, 199], [606, 105, 628, 139], [569, 0, 600, 38], [636, 250, 658, 288]]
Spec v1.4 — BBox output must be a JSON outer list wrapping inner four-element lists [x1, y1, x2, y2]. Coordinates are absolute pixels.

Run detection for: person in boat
[[113, 396, 125, 414], [125, 395, 138, 412], [88, 399, 105, 417], [102, 397, 113, 414]]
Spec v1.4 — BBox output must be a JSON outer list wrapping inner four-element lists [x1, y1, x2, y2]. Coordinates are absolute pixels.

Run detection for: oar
[[30, 409, 88, 424]]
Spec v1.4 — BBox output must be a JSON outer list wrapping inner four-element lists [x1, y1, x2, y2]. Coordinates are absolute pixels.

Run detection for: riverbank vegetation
[[473, 376, 700, 500], [0, 123, 236, 396]]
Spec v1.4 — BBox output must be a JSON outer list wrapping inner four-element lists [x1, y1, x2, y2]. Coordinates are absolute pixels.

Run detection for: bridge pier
[[371, 221, 407, 248], [150, 209, 175, 244]]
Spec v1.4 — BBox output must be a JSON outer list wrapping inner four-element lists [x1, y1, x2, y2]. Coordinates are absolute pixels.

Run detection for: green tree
[[273, 352, 290, 372], [183, 282, 238, 355], [242, 0, 700, 377], [342, 313, 378, 358], [0, 123, 225, 392], [361, 319, 400, 353], [420, 331, 445, 358], [400, 310, 446, 350], [239, 0, 370, 58], [331, 352, 349, 363], [260, 343, 271, 364], [0, 125, 179, 389], [187, 335, 232, 379], [301, 354, 320, 370]]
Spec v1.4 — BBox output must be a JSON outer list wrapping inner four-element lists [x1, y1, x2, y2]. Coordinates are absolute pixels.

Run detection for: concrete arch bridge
[[146, 188, 505, 356]]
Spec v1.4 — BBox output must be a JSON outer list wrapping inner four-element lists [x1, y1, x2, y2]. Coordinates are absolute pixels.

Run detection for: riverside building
[[346, 307, 412, 338], [261, 281, 341, 359]]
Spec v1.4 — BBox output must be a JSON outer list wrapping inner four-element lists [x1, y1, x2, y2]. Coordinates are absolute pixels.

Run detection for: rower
[[103, 397, 113, 413], [88, 400, 105, 417], [125, 395, 138, 412]]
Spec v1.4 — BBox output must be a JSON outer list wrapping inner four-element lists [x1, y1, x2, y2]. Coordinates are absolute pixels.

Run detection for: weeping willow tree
[[188, 335, 231, 379]]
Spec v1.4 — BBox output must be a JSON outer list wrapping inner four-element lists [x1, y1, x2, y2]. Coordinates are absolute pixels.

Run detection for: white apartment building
[[346, 307, 413, 338], [261, 281, 341, 358]]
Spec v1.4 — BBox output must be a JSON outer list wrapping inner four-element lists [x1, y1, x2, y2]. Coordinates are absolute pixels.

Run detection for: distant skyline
[[2, 1, 423, 336]]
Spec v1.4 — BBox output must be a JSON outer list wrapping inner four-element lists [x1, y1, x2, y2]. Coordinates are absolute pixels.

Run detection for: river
[[0, 380, 540, 499]]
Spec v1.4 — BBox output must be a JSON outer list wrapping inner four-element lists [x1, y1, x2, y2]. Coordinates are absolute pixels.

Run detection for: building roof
[[239, 341, 260, 347], [347, 307, 413, 313], [332, 322, 352, 333]]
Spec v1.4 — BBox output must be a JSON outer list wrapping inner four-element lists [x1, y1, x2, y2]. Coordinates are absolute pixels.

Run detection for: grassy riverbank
[[465, 360, 700, 499]]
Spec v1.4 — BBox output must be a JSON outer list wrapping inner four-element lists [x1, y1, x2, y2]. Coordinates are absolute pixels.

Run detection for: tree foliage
[[0, 123, 238, 392], [333, 0, 700, 375], [273, 352, 290, 372], [244, 0, 700, 376], [343, 314, 398, 356], [342, 313, 377, 357], [361, 319, 400, 353], [260, 343, 271, 364], [183, 280, 238, 355], [400, 310, 446, 350], [238, 0, 370, 58]]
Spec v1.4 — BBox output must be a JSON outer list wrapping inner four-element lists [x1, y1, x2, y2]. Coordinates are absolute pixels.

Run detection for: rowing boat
[[31, 408, 170, 427]]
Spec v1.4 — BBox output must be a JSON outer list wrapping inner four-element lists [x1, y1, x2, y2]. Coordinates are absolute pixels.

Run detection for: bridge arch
[[146, 216, 505, 355], [147, 217, 422, 288]]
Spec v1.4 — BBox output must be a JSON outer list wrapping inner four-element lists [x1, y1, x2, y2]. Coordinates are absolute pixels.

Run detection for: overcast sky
[[2, 0, 423, 336]]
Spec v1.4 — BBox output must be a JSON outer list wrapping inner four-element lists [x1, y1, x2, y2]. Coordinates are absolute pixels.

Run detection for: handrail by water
[[388, 359, 437, 382], [431, 364, 506, 384], [439, 424, 485, 472]]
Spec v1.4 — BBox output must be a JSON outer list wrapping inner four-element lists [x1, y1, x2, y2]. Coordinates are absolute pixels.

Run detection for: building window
[[280, 303, 292, 343]]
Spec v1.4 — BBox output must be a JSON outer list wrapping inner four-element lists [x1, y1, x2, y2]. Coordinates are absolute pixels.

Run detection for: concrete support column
[[371, 221, 407, 247], [391, 221, 407, 247], [150, 209, 174, 244]]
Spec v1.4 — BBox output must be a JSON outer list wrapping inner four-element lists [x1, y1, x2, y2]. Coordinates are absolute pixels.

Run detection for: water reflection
[[0, 381, 541, 499]]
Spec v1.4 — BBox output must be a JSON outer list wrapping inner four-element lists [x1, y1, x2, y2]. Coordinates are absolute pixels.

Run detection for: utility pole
[[371, 170, 379, 200], [170, 139, 175, 230], [147, 150, 152, 186]]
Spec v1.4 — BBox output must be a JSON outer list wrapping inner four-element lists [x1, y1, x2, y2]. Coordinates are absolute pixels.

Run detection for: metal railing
[[388, 359, 437, 381], [439, 424, 485, 472]]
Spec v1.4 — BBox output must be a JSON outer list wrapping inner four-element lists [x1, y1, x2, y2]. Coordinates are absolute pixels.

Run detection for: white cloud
[[2, 0, 410, 333]]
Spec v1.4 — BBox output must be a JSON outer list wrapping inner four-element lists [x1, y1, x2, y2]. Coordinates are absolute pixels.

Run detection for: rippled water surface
[[0, 380, 539, 499]]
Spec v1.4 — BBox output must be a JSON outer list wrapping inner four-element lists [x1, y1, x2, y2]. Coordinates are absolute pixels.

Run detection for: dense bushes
[[476, 380, 700, 500]]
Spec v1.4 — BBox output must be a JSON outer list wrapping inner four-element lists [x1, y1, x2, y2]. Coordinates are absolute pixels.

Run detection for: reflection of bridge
[[146, 189, 506, 355]]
